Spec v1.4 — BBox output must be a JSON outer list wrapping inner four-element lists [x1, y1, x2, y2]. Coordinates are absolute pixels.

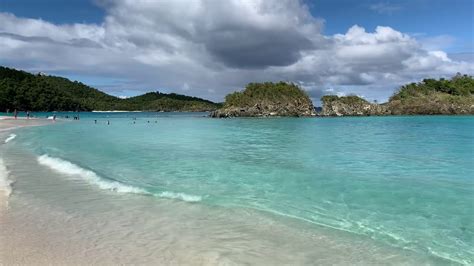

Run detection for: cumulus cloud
[[0, 0, 472, 103]]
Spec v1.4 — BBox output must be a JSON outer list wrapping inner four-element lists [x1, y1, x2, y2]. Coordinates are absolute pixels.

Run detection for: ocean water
[[1, 113, 473, 264]]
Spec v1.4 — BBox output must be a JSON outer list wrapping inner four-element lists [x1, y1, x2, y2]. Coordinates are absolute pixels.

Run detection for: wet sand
[[1, 116, 52, 129], [0, 118, 52, 211]]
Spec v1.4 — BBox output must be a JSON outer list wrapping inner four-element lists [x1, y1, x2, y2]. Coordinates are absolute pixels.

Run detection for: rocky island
[[211, 82, 315, 117], [321, 74, 474, 116]]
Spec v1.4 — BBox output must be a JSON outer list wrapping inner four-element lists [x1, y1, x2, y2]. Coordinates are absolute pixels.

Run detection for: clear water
[[3, 113, 474, 264]]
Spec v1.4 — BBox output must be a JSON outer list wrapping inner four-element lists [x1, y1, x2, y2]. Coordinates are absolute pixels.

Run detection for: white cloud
[[0, 0, 472, 103]]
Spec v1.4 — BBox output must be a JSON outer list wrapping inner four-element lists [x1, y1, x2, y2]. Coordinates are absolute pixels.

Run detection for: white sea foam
[[36, 155, 202, 203], [0, 158, 12, 197], [37, 155, 148, 194], [4, 134, 16, 143], [156, 191, 202, 202]]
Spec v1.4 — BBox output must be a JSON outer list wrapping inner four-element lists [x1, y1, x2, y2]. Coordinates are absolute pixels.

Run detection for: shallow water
[[1, 113, 473, 264]]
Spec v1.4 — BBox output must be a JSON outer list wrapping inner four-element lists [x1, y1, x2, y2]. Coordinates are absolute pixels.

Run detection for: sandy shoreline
[[0, 116, 53, 131], [0, 118, 52, 212]]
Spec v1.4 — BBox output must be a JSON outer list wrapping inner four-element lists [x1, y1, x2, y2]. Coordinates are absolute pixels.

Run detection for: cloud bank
[[0, 0, 472, 104]]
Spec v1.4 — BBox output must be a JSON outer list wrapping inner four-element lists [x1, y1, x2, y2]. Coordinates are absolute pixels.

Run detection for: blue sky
[[0, 0, 473, 103], [309, 0, 473, 53], [0, 0, 105, 24]]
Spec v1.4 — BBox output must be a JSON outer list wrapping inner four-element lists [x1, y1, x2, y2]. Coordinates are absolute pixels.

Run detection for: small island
[[211, 82, 316, 117], [321, 74, 474, 116]]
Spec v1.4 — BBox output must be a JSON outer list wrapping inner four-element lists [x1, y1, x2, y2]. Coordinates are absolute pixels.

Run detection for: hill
[[0, 66, 220, 112], [211, 82, 315, 117], [321, 74, 474, 116]]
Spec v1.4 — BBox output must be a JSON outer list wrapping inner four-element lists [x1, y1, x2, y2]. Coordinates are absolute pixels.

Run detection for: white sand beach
[[0, 116, 53, 131], [0, 118, 52, 211]]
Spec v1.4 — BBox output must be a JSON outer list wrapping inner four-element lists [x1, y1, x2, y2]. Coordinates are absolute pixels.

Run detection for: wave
[[0, 158, 12, 197], [36, 154, 202, 202], [4, 134, 16, 143], [37, 155, 148, 194], [156, 191, 202, 202]]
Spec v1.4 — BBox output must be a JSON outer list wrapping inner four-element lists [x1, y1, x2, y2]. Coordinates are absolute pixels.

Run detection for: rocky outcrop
[[321, 75, 474, 116], [211, 82, 316, 117], [320, 94, 474, 116], [211, 100, 315, 117], [320, 96, 389, 116], [387, 97, 474, 115]]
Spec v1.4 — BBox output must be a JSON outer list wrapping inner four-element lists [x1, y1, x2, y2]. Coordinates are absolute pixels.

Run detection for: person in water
[[26, 111, 30, 119], [94, 120, 97, 124], [13, 109, 17, 120], [107, 120, 110, 125]]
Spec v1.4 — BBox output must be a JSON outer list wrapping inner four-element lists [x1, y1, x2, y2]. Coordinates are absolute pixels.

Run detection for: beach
[[0, 117, 51, 211], [0, 113, 472, 264], [0, 116, 52, 131]]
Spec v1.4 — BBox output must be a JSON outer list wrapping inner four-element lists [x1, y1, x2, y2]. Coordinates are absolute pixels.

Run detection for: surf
[[4, 134, 16, 144], [0, 158, 12, 197], [37, 154, 148, 194], [36, 154, 202, 202], [156, 191, 202, 202]]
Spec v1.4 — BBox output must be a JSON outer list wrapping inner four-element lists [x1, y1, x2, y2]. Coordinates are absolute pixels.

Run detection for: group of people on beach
[[3, 110, 159, 125], [5, 109, 31, 120]]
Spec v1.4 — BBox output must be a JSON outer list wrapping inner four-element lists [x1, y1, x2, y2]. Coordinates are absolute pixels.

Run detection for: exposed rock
[[320, 96, 389, 116], [319, 96, 474, 116], [320, 75, 474, 116], [320, 94, 474, 116]]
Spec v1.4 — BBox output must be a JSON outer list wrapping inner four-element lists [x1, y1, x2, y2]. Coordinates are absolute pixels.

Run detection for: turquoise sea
[[1, 113, 473, 264]]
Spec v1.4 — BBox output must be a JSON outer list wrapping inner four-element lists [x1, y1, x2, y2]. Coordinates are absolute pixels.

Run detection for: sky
[[0, 0, 473, 105]]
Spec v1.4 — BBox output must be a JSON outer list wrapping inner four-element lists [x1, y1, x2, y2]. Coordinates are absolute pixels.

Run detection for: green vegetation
[[0, 66, 220, 112], [321, 95, 370, 105], [321, 74, 474, 115], [387, 74, 474, 114], [390, 73, 474, 101], [123, 92, 219, 112], [224, 82, 310, 107], [212, 82, 315, 117]]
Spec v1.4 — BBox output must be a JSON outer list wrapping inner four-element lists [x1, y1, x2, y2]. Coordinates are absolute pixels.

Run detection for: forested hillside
[[0, 66, 220, 112]]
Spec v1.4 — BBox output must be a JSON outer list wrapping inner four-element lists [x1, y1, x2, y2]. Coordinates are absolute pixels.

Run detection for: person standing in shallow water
[[13, 109, 17, 120], [26, 111, 30, 119]]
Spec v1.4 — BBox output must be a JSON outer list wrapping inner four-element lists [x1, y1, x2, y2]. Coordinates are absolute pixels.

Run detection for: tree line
[[0, 66, 220, 112]]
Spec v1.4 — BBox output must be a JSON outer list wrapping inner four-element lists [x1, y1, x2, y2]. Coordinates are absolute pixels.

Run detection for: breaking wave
[[4, 134, 16, 143], [36, 154, 201, 202], [156, 191, 202, 202], [0, 158, 12, 197]]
